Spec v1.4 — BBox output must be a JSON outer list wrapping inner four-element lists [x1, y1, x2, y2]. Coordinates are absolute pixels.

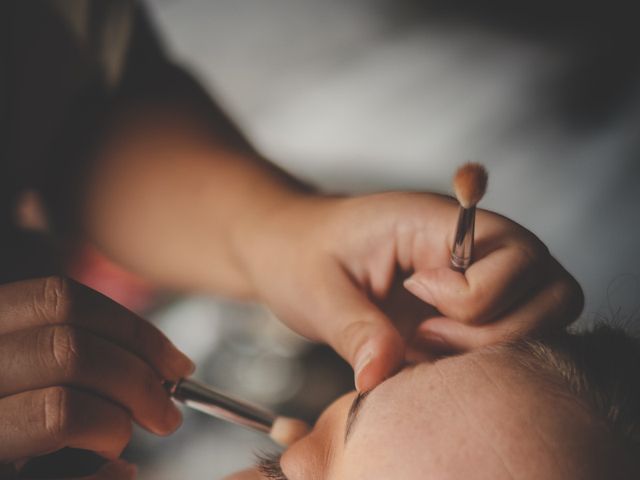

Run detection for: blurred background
[[6, 0, 640, 478]]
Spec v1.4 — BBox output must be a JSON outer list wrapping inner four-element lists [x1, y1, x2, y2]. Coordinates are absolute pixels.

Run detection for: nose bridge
[[281, 392, 356, 479]]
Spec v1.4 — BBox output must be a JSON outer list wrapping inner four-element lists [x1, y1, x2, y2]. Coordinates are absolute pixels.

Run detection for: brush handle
[[166, 378, 276, 433], [450, 206, 475, 272]]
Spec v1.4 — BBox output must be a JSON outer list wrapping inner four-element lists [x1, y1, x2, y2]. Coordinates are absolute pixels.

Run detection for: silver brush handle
[[167, 378, 276, 433], [450, 206, 475, 272]]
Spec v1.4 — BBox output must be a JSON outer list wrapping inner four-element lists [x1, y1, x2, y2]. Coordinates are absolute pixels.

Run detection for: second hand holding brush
[[165, 377, 309, 447]]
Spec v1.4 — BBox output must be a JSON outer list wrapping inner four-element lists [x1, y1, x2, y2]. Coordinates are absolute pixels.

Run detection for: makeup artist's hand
[[0, 277, 193, 471], [238, 192, 583, 391]]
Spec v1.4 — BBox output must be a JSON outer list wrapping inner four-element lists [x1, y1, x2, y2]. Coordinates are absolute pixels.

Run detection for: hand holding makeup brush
[[66, 64, 581, 397], [0, 277, 193, 473], [73, 80, 581, 395], [239, 185, 584, 392]]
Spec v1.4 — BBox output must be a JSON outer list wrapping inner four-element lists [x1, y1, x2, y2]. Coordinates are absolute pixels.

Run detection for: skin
[[230, 349, 618, 480], [0, 277, 192, 478], [79, 82, 585, 394], [4, 36, 583, 475]]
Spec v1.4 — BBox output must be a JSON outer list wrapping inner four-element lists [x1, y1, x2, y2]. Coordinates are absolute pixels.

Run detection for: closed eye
[[255, 452, 289, 480]]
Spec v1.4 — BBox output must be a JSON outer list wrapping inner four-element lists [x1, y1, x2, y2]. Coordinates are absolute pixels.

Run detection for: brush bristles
[[453, 163, 488, 209], [269, 416, 310, 446]]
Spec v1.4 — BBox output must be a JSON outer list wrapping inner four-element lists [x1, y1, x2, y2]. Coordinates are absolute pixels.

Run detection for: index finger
[[0, 277, 193, 380], [405, 242, 548, 324]]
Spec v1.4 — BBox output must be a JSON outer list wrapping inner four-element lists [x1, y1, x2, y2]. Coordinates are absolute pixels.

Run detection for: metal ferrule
[[167, 378, 276, 434], [450, 205, 476, 272]]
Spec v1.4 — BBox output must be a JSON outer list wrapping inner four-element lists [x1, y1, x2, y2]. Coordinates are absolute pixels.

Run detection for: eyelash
[[255, 452, 289, 480], [345, 391, 369, 441]]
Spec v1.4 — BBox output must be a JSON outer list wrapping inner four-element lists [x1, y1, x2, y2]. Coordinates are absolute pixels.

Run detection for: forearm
[[80, 70, 310, 298]]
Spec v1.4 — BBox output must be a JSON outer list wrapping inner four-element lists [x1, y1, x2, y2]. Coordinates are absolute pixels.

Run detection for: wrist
[[230, 188, 340, 301]]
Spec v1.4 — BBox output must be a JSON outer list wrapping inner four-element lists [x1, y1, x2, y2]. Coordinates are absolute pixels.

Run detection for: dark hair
[[507, 325, 640, 472]]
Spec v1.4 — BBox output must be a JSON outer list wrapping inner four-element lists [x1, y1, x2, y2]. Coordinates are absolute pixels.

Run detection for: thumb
[[315, 266, 404, 392]]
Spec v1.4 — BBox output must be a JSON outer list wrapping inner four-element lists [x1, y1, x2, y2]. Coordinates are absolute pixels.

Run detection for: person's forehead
[[338, 352, 592, 479]]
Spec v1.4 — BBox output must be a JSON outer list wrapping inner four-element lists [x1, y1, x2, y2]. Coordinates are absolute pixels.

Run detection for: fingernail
[[424, 332, 447, 347], [421, 332, 455, 355], [404, 276, 433, 304], [168, 351, 195, 379], [354, 348, 373, 391]]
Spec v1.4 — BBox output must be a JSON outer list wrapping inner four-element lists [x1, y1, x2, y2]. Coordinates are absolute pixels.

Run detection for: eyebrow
[[345, 391, 370, 442]]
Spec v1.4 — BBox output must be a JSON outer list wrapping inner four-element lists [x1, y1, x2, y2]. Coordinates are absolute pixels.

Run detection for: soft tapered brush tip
[[453, 163, 488, 209], [270, 416, 310, 446]]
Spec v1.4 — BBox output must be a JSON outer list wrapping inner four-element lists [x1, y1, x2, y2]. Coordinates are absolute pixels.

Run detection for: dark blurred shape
[[0, 230, 60, 284], [18, 449, 106, 478], [378, 0, 640, 131], [278, 344, 353, 423]]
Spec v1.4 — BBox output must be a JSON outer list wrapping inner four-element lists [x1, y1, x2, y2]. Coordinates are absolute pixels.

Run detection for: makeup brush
[[166, 378, 309, 447], [450, 163, 488, 272]]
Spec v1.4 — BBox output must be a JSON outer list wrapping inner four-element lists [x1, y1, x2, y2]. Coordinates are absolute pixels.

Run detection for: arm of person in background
[[74, 52, 583, 392]]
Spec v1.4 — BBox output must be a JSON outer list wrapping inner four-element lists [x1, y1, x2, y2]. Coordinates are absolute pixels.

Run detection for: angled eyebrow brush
[[450, 163, 488, 272], [165, 377, 309, 446]]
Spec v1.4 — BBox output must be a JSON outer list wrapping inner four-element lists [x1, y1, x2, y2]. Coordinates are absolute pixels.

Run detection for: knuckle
[[336, 318, 377, 360], [515, 244, 540, 268], [42, 386, 74, 443], [50, 325, 85, 378], [40, 276, 74, 323], [433, 272, 484, 323], [456, 305, 482, 324], [508, 236, 547, 273], [456, 288, 488, 324], [518, 230, 549, 257], [141, 364, 162, 396], [466, 283, 486, 307]]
